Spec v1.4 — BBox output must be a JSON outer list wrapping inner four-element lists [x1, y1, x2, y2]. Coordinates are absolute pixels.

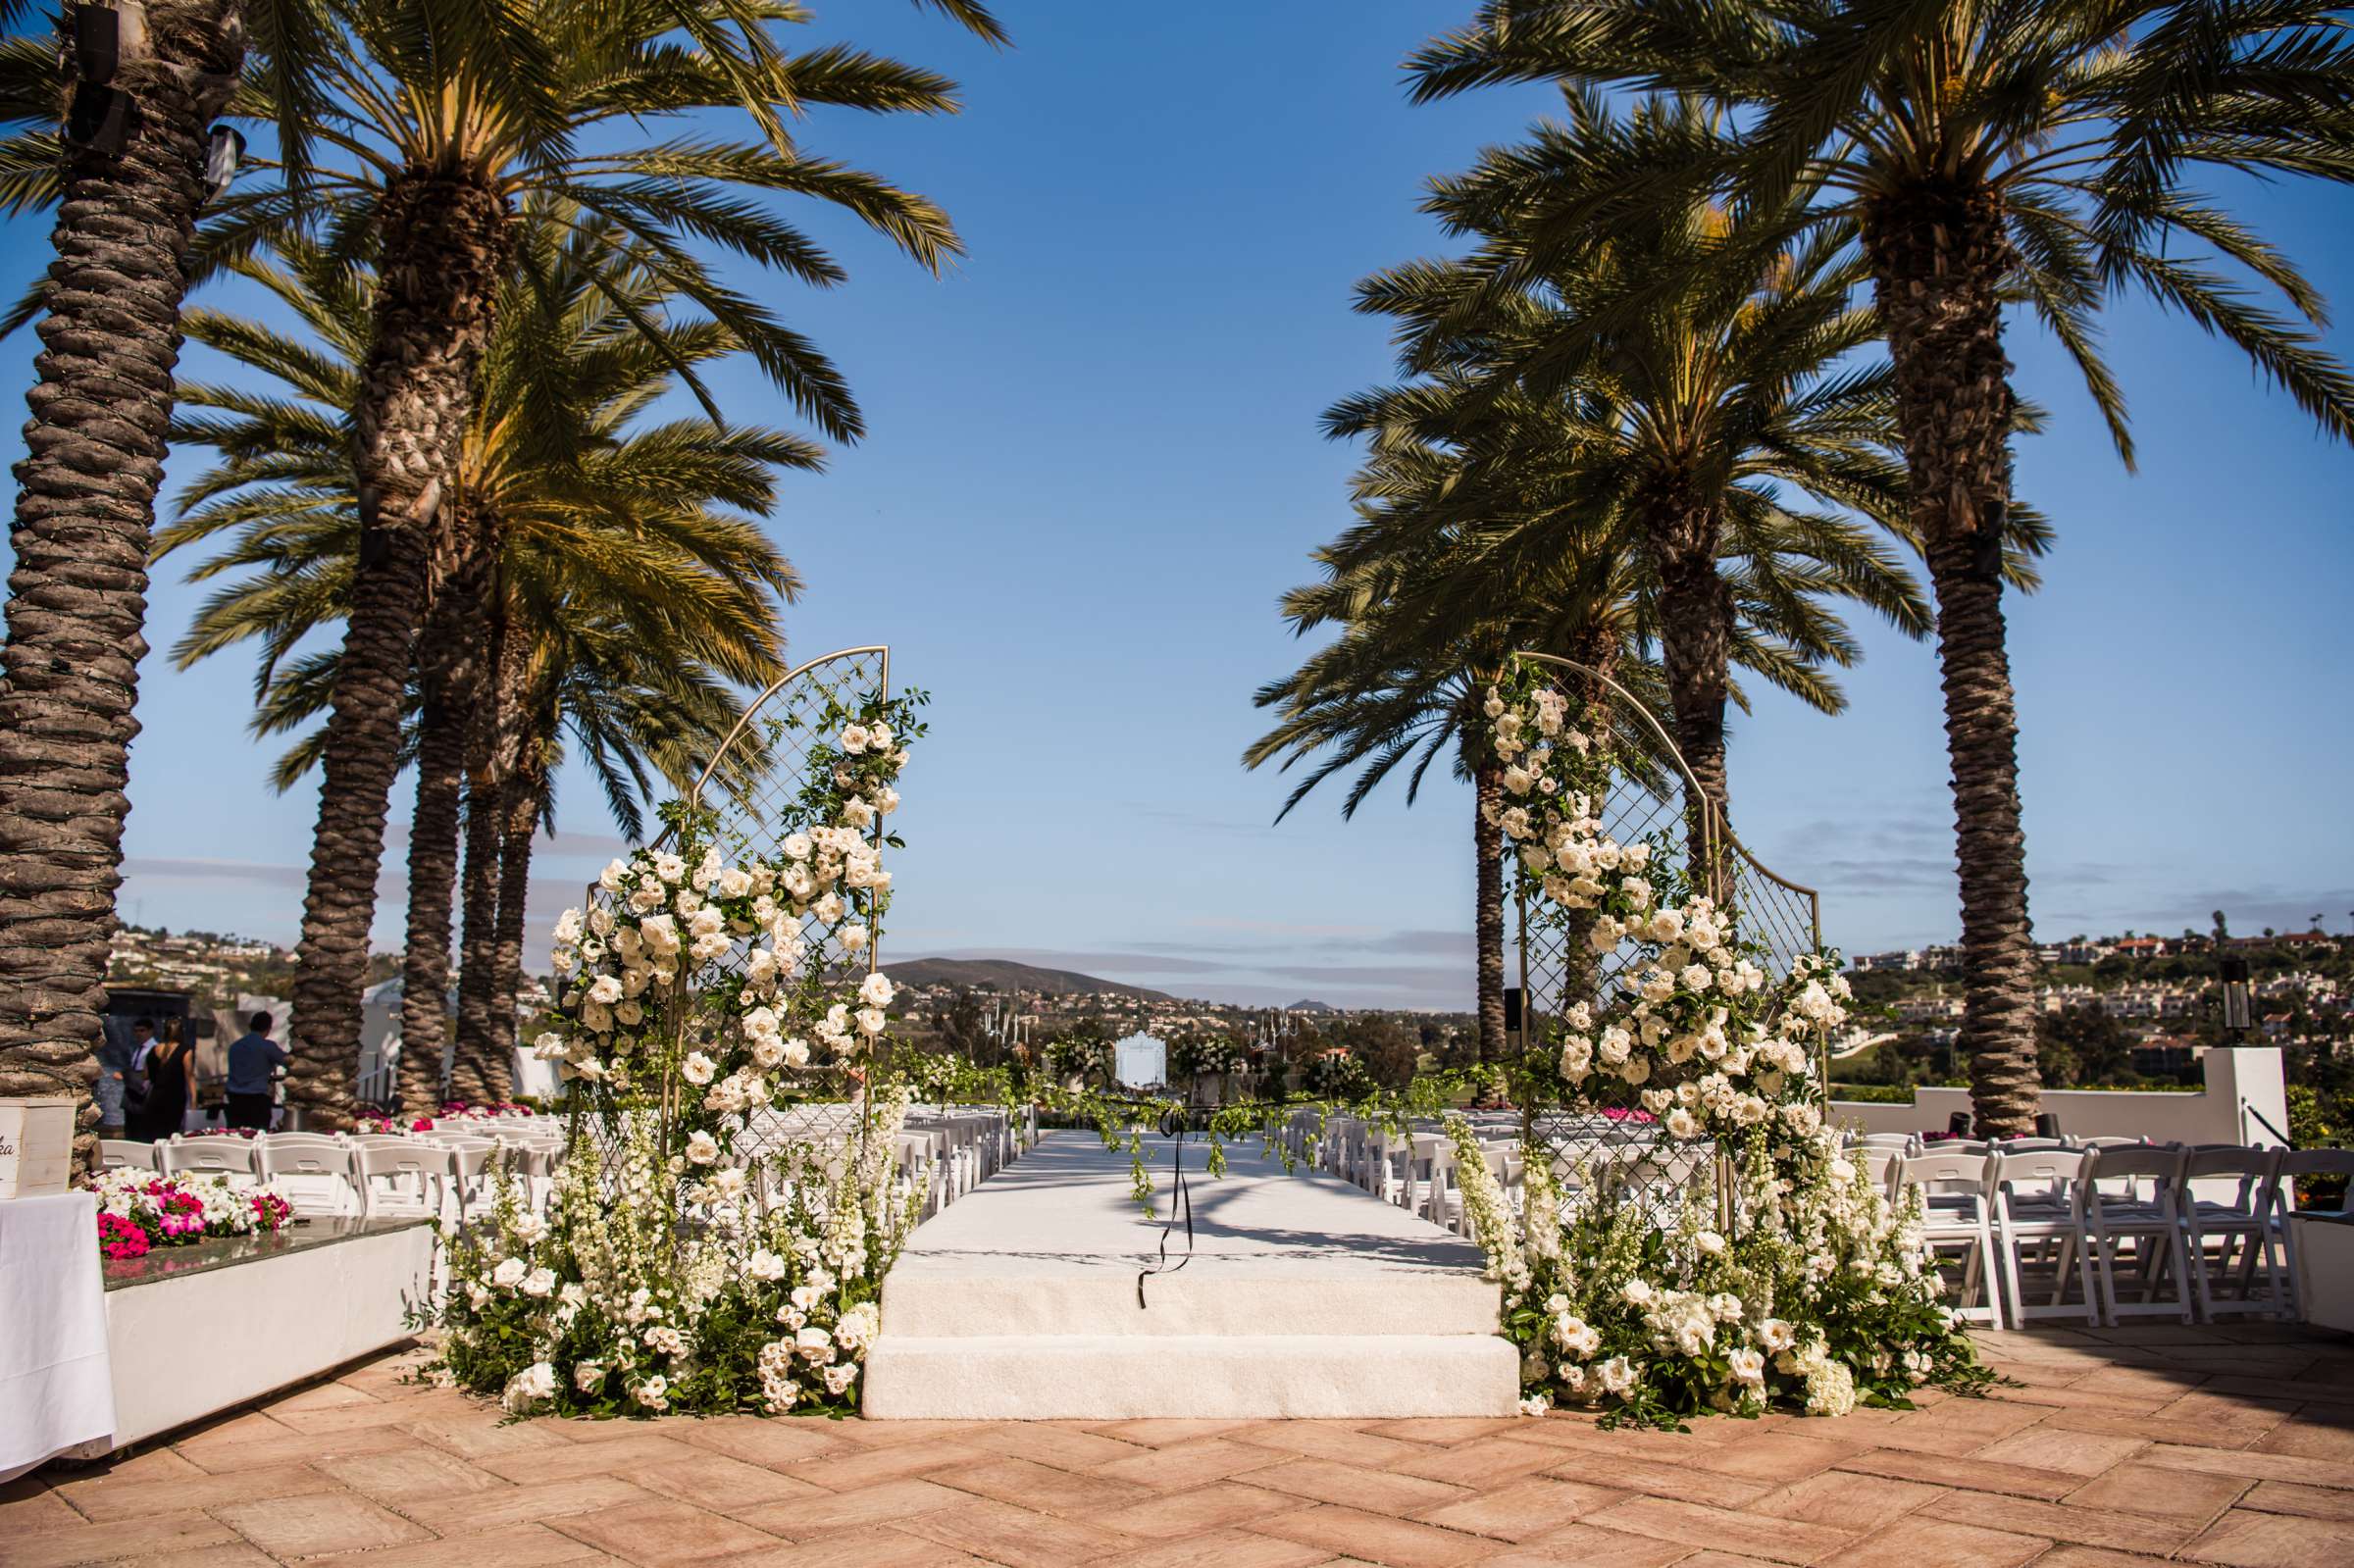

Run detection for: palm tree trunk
[[1648, 496, 1731, 893], [1472, 746, 1507, 1068], [0, 0, 242, 1167], [487, 758, 542, 1100], [453, 593, 521, 1095], [394, 512, 491, 1115], [1867, 182, 2041, 1138], [286, 173, 507, 1128]]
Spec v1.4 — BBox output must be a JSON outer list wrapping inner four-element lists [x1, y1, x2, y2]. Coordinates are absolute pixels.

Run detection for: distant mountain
[[1286, 999, 1337, 1013], [883, 956, 1174, 1001]]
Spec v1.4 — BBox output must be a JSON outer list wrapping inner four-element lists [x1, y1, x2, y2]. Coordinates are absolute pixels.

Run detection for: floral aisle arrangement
[[435, 1087, 921, 1416], [1461, 668, 1987, 1425], [91, 1168, 293, 1260], [1168, 1035, 1251, 1081], [358, 1101, 536, 1135], [425, 687, 934, 1417]]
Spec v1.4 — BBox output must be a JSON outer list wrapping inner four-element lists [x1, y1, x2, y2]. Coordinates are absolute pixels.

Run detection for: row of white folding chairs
[[1890, 1142, 2347, 1329], [99, 1130, 553, 1226], [1299, 1115, 1524, 1236], [735, 1104, 1024, 1223], [1847, 1132, 2148, 1159]]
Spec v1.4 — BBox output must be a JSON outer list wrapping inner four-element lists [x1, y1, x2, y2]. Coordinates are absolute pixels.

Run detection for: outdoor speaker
[[74, 5, 121, 84], [66, 83, 129, 156], [2034, 1112, 2060, 1138], [1504, 986, 1522, 1033], [1947, 1110, 1972, 1137]]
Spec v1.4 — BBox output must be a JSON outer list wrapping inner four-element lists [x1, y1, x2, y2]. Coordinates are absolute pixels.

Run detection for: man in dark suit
[[94, 1024, 136, 1137], [226, 1012, 288, 1132]]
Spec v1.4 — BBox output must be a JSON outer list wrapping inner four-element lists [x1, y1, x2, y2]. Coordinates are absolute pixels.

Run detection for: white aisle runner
[[862, 1131, 1518, 1419]]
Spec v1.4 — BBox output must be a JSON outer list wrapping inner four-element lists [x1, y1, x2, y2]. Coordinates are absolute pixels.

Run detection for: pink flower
[[97, 1213, 149, 1259]]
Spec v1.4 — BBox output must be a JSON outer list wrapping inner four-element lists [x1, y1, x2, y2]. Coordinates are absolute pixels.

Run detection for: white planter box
[[0, 1096, 75, 1199], [2292, 1214, 2354, 1332], [101, 1218, 435, 1447]]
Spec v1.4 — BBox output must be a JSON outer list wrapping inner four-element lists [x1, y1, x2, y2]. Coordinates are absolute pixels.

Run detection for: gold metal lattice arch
[[648, 643, 893, 982], [1508, 650, 1823, 1072], [572, 645, 896, 1169]]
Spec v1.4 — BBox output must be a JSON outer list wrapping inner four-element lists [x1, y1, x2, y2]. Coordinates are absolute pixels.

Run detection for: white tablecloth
[[0, 1191, 115, 1480]]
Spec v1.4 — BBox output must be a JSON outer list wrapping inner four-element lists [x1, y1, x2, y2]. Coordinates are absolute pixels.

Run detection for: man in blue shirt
[[226, 1012, 288, 1132]]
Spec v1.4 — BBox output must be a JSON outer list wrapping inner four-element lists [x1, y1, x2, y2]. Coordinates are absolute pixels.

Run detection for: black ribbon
[[1136, 1106, 1196, 1309]]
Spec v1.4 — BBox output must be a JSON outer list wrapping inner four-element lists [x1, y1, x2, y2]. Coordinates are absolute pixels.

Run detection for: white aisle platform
[[861, 1131, 1519, 1419]]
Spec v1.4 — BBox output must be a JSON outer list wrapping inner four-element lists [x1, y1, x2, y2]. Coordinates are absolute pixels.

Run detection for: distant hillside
[[884, 956, 1174, 1001], [1286, 999, 1337, 1013]]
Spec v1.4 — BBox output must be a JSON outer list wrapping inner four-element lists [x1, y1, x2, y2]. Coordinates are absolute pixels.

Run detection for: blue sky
[[5, 2, 2352, 1010]]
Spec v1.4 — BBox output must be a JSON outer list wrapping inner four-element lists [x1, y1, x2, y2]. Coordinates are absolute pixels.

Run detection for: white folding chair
[[2271, 1148, 2354, 1321], [2177, 1146, 2287, 1319], [352, 1140, 449, 1221], [156, 1136, 261, 1183], [1419, 1138, 1460, 1233], [1859, 1147, 1904, 1202], [1902, 1152, 2002, 1326], [1989, 1147, 2096, 1326], [438, 1138, 504, 1225], [2081, 1144, 2191, 1325], [255, 1134, 359, 1218], [98, 1138, 156, 1172]]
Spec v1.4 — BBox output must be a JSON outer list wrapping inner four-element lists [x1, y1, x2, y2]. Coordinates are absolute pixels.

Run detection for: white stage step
[[862, 1132, 1520, 1419], [862, 1331, 1521, 1420]]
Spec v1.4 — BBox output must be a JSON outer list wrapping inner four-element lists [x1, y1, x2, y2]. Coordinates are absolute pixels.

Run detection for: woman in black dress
[[140, 1021, 195, 1141]]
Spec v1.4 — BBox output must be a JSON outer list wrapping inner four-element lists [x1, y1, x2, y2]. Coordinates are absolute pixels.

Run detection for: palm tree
[[160, 216, 800, 1112], [0, 0, 249, 1156], [198, 0, 998, 1123], [1408, 1, 2354, 1133], [1252, 330, 1934, 1061], [1347, 92, 1987, 880], [1247, 522, 1626, 1068]]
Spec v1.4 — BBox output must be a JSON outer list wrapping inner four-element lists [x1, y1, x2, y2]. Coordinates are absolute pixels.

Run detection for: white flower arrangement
[[1455, 670, 1988, 1426], [429, 690, 935, 1420]]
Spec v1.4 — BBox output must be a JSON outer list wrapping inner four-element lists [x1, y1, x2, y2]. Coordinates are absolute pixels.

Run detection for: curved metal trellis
[[575, 645, 895, 1178], [1507, 652, 1825, 1224]]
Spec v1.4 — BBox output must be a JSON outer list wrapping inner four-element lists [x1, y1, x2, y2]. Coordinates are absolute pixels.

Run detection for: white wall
[[1830, 1046, 2289, 1147]]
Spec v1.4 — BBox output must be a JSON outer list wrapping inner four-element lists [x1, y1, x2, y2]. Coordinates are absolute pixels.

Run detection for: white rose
[[840, 924, 869, 954], [749, 1248, 788, 1282], [653, 852, 686, 884], [598, 860, 629, 891], [682, 1052, 717, 1086], [574, 1361, 606, 1392], [491, 1257, 528, 1289], [857, 972, 895, 1008], [521, 1267, 557, 1297], [685, 1131, 721, 1165]]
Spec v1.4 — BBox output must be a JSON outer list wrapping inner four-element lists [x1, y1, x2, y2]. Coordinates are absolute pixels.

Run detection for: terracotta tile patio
[[8, 1326, 2354, 1568]]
